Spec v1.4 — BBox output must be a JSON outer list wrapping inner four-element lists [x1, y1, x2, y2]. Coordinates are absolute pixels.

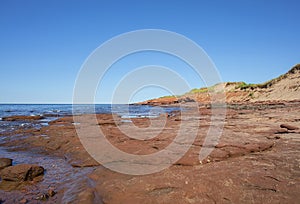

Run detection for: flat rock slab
[[0, 164, 44, 182], [2, 115, 44, 121], [1, 101, 300, 203]]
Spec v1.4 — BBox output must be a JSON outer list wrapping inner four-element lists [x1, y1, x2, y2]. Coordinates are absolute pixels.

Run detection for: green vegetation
[[235, 81, 274, 90], [235, 82, 258, 90], [156, 64, 300, 100], [188, 87, 209, 94], [234, 65, 300, 90], [159, 95, 177, 99], [187, 85, 217, 94]]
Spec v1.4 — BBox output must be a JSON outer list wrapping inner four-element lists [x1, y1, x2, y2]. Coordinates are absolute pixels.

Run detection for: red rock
[[19, 198, 27, 204], [48, 189, 56, 197], [2, 115, 44, 121], [1, 100, 300, 203], [77, 188, 96, 204], [0, 164, 44, 182], [275, 129, 289, 134], [280, 124, 299, 130], [0, 158, 12, 170]]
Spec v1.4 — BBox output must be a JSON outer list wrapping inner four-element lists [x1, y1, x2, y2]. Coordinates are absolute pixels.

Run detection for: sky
[[0, 0, 299, 103]]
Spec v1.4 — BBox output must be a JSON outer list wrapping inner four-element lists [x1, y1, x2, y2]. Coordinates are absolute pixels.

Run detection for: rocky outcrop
[[88, 101, 300, 203], [2, 115, 44, 121], [0, 164, 44, 182], [1, 101, 300, 203]]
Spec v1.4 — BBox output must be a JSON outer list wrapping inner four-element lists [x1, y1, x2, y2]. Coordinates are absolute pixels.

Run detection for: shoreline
[[0, 101, 299, 203]]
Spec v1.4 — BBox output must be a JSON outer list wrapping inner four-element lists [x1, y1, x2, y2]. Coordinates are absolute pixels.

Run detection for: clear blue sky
[[0, 0, 299, 103]]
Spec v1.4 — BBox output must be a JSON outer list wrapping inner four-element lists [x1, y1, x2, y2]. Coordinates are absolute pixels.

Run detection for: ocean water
[[0, 104, 179, 118], [0, 104, 180, 133]]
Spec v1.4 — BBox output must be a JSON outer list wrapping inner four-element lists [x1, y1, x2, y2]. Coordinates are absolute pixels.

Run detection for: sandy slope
[[251, 64, 300, 101], [139, 64, 300, 105]]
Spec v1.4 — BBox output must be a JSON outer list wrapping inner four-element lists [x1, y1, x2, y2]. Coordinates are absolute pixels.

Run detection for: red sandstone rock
[[280, 124, 299, 130], [0, 101, 300, 203], [0, 158, 12, 170], [2, 115, 44, 121], [0, 164, 44, 182]]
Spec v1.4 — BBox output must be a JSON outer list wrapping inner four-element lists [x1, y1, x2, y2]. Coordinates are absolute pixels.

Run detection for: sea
[[0, 104, 180, 133]]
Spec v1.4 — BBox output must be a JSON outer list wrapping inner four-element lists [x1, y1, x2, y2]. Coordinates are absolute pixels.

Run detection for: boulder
[[0, 158, 12, 170], [0, 164, 44, 182]]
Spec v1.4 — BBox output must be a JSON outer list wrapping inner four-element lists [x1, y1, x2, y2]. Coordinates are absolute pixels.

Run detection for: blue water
[[0, 104, 180, 133], [0, 104, 179, 118]]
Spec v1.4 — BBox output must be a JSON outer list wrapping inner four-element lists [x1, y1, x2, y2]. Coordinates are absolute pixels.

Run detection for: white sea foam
[[121, 120, 132, 123], [120, 114, 159, 119]]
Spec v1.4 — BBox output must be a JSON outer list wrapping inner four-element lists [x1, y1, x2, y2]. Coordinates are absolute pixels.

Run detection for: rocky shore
[[0, 100, 299, 203], [0, 65, 299, 203]]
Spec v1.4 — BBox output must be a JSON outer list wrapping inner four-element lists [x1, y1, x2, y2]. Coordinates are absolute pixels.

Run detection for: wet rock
[[48, 189, 56, 197], [35, 193, 49, 201], [280, 124, 299, 130], [19, 198, 27, 204], [77, 188, 98, 204], [34, 189, 56, 201], [0, 164, 44, 182], [2, 115, 44, 121], [0, 158, 12, 170], [65, 152, 100, 167], [1, 100, 300, 203]]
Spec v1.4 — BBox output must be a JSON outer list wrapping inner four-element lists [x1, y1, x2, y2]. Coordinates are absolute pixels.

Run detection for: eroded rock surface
[[0, 164, 44, 182], [0, 158, 12, 170], [2, 115, 44, 121], [0, 101, 299, 203]]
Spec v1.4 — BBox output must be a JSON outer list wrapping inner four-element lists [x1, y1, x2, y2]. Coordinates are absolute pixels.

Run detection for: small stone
[[20, 198, 27, 204], [36, 194, 49, 201], [48, 189, 56, 197]]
